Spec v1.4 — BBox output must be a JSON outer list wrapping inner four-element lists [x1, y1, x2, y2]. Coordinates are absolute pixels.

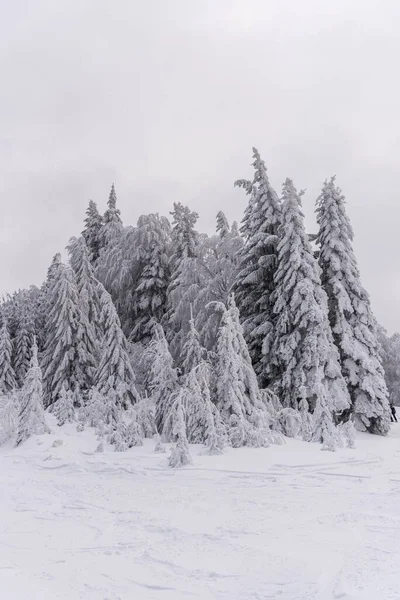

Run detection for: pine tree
[[52, 388, 75, 426], [82, 200, 104, 265], [316, 177, 390, 435], [96, 284, 138, 408], [234, 148, 282, 386], [0, 320, 16, 394], [166, 392, 192, 467], [130, 214, 171, 343], [164, 203, 200, 359], [42, 255, 81, 408], [269, 179, 350, 442], [213, 296, 271, 447], [13, 302, 35, 386], [16, 338, 50, 445], [147, 323, 178, 434], [181, 310, 205, 375], [100, 183, 123, 250], [67, 235, 102, 346], [216, 211, 230, 238]]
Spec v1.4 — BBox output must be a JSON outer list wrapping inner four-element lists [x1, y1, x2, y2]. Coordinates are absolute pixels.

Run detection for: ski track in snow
[[0, 417, 399, 600]]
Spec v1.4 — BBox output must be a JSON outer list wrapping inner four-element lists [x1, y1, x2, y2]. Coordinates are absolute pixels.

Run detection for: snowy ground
[[1, 418, 399, 600]]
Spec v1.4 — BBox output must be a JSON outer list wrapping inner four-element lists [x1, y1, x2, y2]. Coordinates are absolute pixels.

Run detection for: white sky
[[1, 0, 400, 332]]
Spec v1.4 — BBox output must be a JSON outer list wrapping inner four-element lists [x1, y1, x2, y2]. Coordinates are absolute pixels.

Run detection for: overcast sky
[[1, 0, 400, 332]]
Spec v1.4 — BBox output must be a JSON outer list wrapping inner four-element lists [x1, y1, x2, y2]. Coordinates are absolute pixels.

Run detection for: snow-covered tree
[[378, 328, 400, 407], [316, 177, 390, 435], [212, 295, 271, 447], [16, 338, 50, 445], [42, 255, 90, 407], [164, 203, 200, 359], [234, 148, 282, 386], [82, 200, 104, 265], [216, 211, 230, 238], [194, 223, 243, 352], [269, 179, 350, 442], [13, 302, 35, 386], [130, 214, 171, 343], [146, 323, 178, 434], [52, 388, 75, 426], [0, 320, 16, 394], [67, 235, 102, 344], [165, 391, 192, 467], [181, 310, 206, 376], [100, 183, 123, 250], [96, 284, 138, 408]]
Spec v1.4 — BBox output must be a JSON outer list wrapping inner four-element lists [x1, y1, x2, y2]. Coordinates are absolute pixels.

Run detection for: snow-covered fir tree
[[195, 218, 243, 352], [12, 301, 35, 386], [164, 203, 200, 359], [234, 148, 282, 386], [99, 184, 123, 250], [212, 295, 271, 447], [16, 338, 50, 445], [96, 283, 138, 408], [316, 177, 390, 435], [216, 210, 230, 239], [0, 320, 16, 394], [52, 388, 75, 426], [269, 179, 350, 441], [181, 309, 206, 376], [165, 391, 192, 467], [146, 323, 178, 434], [67, 236, 103, 343], [42, 255, 83, 407], [82, 200, 104, 265], [378, 328, 400, 407], [130, 214, 171, 343]]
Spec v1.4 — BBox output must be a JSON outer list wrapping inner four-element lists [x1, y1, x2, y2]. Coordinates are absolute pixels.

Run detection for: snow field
[[1, 417, 399, 600]]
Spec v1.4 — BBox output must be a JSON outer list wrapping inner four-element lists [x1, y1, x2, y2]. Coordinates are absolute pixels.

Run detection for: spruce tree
[[234, 148, 282, 386], [42, 255, 81, 407], [13, 303, 35, 386], [100, 183, 123, 250], [213, 295, 271, 447], [216, 211, 230, 238], [130, 214, 171, 343], [95, 283, 138, 408], [52, 388, 75, 426], [82, 200, 104, 265], [181, 310, 205, 375], [316, 177, 390, 434], [16, 338, 50, 445], [165, 203, 201, 360], [269, 179, 350, 440], [0, 320, 16, 394], [147, 323, 178, 434]]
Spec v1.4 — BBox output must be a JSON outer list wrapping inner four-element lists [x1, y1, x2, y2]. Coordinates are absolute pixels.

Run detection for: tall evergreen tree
[[100, 184, 123, 250], [165, 203, 201, 360], [269, 179, 350, 437], [213, 295, 271, 447], [0, 320, 16, 394], [12, 299, 35, 386], [234, 148, 282, 386], [146, 323, 179, 434], [316, 177, 390, 434], [82, 200, 104, 265], [130, 214, 171, 343], [95, 283, 138, 408], [216, 211, 230, 239], [42, 255, 82, 407], [67, 236, 102, 341], [16, 338, 50, 445]]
